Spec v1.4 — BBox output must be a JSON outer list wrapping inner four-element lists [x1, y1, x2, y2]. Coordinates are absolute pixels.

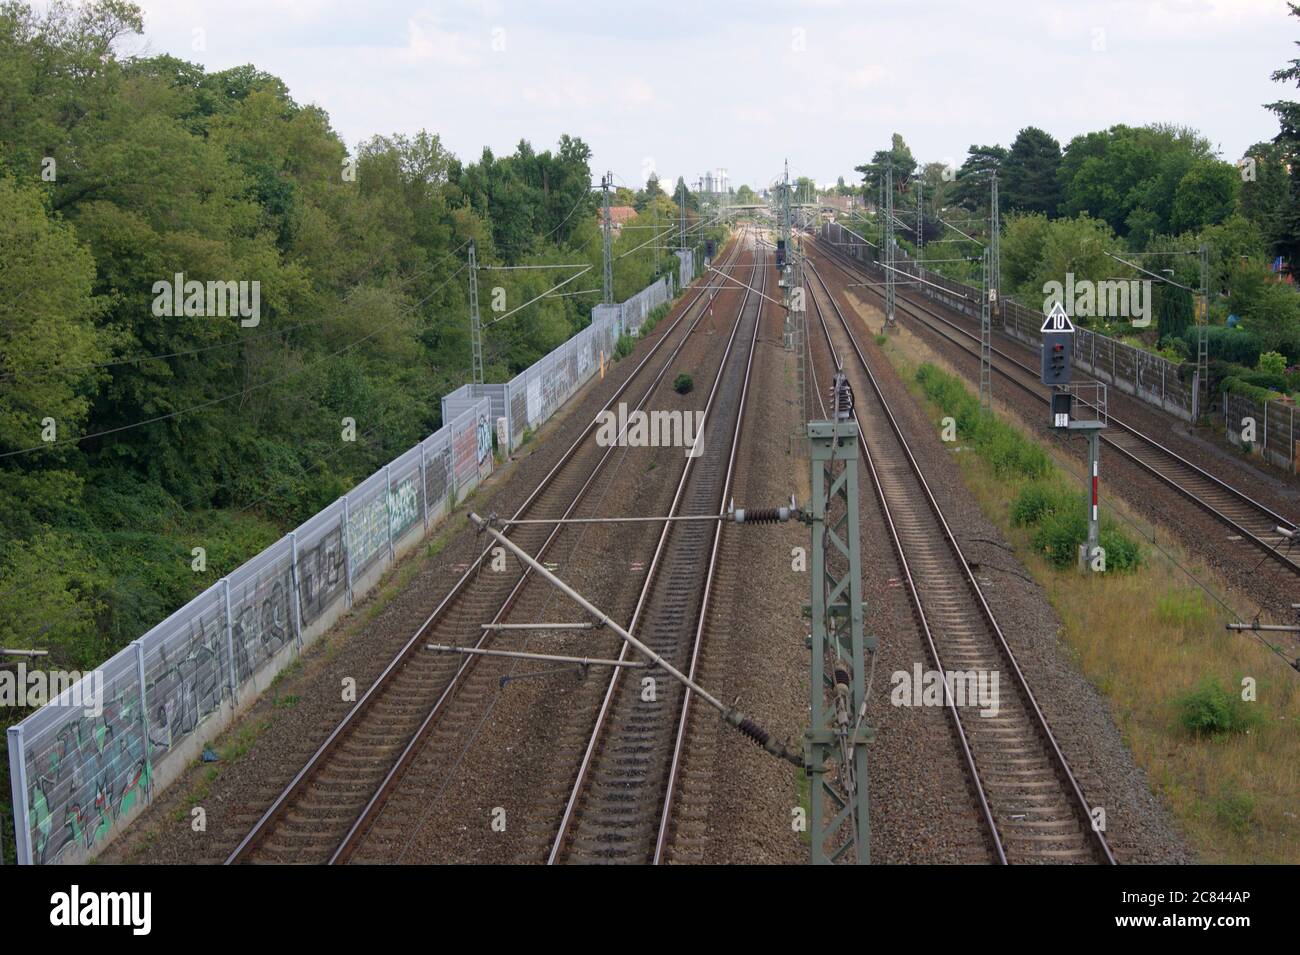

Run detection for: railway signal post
[[805, 373, 872, 864], [1042, 303, 1107, 572]]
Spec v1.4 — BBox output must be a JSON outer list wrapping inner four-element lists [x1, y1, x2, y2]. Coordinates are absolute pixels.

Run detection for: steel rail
[[548, 235, 766, 865], [225, 236, 748, 865], [806, 257, 1116, 865], [811, 238, 1300, 577], [652, 242, 769, 865]]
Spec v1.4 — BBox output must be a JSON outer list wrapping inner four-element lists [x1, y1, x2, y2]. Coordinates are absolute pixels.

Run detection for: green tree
[[1001, 126, 1062, 216], [951, 143, 1007, 213], [855, 133, 917, 200], [1170, 159, 1240, 234], [1265, 2, 1300, 271]]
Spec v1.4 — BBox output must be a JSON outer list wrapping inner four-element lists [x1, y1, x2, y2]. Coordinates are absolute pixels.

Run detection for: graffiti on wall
[[25, 678, 150, 864], [424, 444, 452, 511], [476, 414, 492, 465], [347, 491, 389, 572], [453, 417, 478, 488], [298, 523, 346, 625], [389, 472, 420, 539], [146, 606, 226, 757], [230, 563, 293, 686]]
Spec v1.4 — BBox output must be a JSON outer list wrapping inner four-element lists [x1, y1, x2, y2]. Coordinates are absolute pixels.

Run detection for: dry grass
[[868, 313, 1300, 864]]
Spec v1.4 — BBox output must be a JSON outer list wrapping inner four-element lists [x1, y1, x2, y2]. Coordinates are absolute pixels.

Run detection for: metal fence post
[[1264, 400, 1269, 452], [289, 531, 303, 651], [223, 577, 237, 697], [132, 639, 151, 804], [420, 442, 429, 531], [7, 725, 32, 864], [384, 464, 395, 561], [342, 496, 353, 608]]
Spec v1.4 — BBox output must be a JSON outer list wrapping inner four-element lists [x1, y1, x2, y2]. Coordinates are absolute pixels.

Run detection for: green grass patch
[[1174, 679, 1262, 738], [915, 364, 1049, 479]]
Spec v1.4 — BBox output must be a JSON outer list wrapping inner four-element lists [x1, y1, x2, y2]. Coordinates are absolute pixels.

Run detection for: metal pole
[[289, 531, 303, 650], [884, 163, 896, 330], [341, 497, 353, 608], [806, 394, 871, 864], [601, 171, 614, 305], [990, 171, 1001, 326], [384, 464, 394, 561], [1086, 431, 1101, 569], [133, 639, 151, 804], [467, 512, 802, 766], [7, 725, 31, 864], [469, 241, 483, 385], [980, 248, 992, 413], [419, 442, 429, 531], [223, 576, 237, 696]]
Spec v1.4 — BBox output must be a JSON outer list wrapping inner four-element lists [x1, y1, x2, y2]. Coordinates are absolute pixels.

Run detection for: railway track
[[224, 234, 750, 864], [805, 257, 1115, 864], [547, 237, 769, 864], [810, 235, 1300, 578]]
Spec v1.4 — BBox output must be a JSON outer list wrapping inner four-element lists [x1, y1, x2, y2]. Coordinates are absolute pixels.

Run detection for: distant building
[[599, 205, 638, 237]]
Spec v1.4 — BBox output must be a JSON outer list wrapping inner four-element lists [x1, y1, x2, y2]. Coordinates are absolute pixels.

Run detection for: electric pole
[[884, 162, 896, 330], [601, 171, 614, 305], [806, 373, 872, 863], [916, 180, 923, 257], [990, 171, 1001, 326], [980, 247, 992, 413], [468, 241, 483, 385], [1197, 242, 1210, 420]]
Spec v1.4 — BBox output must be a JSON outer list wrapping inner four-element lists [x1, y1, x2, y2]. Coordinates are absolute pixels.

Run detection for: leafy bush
[[1221, 375, 1278, 402], [1032, 509, 1088, 568], [673, 372, 694, 395], [1099, 526, 1142, 572], [1187, 326, 1261, 366], [1257, 350, 1288, 377], [1011, 483, 1078, 527], [1174, 679, 1260, 738], [615, 332, 634, 360]]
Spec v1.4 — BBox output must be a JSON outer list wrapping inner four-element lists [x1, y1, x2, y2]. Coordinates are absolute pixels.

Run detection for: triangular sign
[[1041, 301, 1075, 333]]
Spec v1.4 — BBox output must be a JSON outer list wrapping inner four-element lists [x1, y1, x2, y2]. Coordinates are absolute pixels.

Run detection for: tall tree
[[1265, 2, 1300, 271], [1001, 126, 1062, 216], [854, 133, 917, 201], [951, 143, 1007, 213]]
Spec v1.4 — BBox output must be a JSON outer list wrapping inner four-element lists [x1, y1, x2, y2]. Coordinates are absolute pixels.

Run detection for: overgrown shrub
[[615, 332, 634, 360], [1174, 679, 1260, 738], [1011, 483, 1078, 527], [1032, 510, 1088, 568], [673, 372, 694, 395], [1257, 350, 1288, 377], [1187, 326, 1261, 367]]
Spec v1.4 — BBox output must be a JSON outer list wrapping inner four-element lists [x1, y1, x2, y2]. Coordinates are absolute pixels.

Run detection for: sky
[[85, 0, 1299, 192]]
